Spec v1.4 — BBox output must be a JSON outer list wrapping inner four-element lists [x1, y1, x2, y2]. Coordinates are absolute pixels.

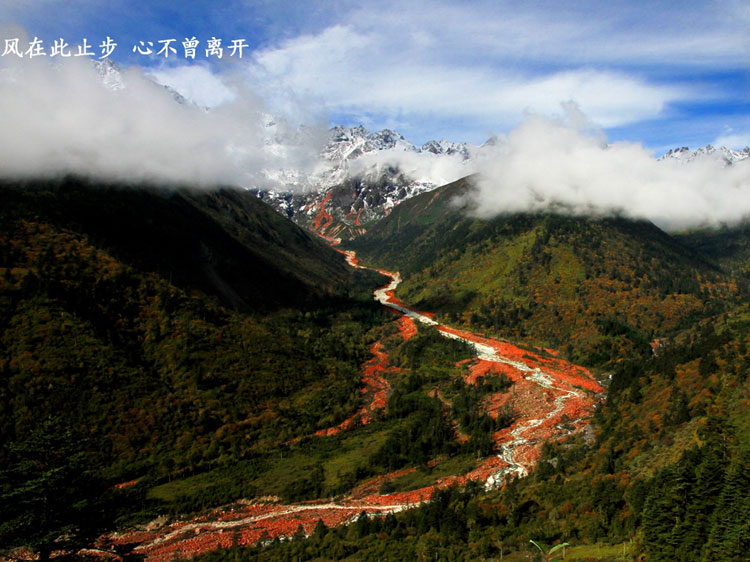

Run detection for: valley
[[94, 246, 602, 561], [3, 4, 750, 560], [2, 178, 750, 562]]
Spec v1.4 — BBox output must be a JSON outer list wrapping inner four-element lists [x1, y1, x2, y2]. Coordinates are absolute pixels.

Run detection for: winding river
[[97, 249, 604, 562]]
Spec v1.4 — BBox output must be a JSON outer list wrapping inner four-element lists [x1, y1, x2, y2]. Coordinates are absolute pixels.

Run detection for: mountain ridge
[[346, 177, 738, 366], [253, 123, 474, 238], [0, 177, 379, 311], [257, 135, 750, 240], [659, 144, 750, 165]]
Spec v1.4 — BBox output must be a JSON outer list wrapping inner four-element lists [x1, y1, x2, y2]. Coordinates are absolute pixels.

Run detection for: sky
[[1, 0, 750, 230], [2, 0, 749, 152]]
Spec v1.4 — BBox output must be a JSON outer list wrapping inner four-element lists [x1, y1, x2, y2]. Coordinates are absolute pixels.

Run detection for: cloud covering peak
[[2, 48, 749, 234], [0, 54, 323, 187], [467, 106, 750, 231]]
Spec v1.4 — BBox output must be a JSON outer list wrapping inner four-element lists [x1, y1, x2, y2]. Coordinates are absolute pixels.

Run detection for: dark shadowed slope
[[0, 177, 379, 312], [0, 177, 386, 559]]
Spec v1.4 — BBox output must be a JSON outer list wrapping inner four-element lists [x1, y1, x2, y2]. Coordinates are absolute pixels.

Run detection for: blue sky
[[2, 0, 749, 153]]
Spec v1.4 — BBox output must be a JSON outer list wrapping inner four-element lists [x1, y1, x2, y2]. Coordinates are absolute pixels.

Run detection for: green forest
[[3, 177, 750, 561], [0, 179, 389, 557], [192, 277, 750, 562]]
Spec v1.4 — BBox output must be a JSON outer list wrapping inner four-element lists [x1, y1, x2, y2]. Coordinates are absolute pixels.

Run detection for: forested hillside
[[348, 178, 740, 366], [195, 186, 750, 561], [1, 178, 378, 311], [0, 178, 387, 558], [3, 176, 750, 562], [677, 222, 750, 287], [190, 308, 750, 561]]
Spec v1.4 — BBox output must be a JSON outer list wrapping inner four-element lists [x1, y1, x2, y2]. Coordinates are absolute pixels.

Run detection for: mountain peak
[[659, 144, 750, 165], [93, 57, 124, 91]]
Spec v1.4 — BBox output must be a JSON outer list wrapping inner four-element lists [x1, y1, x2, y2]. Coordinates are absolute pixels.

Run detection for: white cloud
[[349, 149, 473, 189], [465, 106, 750, 231], [248, 24, 690, 141], [346, 0, 749, 69], [5, 0, 748, 148], [0, 55, 322, 188], [714, 132, 750, 150], [147, 64, 236, 107], [234, 0, 748, 146], [1, 1, 747, 192]]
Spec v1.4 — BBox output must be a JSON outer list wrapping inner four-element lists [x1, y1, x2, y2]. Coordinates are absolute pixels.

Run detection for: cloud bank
[[466, 106, 750, 231], [3, 1, 748, 149], [1, 43, 748, 232], [348, 148, 473, 189], [0, 55, 324, 188], [248, 23, 689, 144]]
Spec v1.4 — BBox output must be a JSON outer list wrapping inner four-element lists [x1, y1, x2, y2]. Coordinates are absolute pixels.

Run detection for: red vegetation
[[310, 191, 334, 234], [650, 337, 666, 356], [97, 497, 427, 562], [378, 284, 437, 318], [438, 325, 602, 394], [95, 251, 605, 561], [464, 359, 525, 385], [313, 342, 393, 437], [397, 316, 418, 341], [335, 249, 359, 268], [111, 478, 141, 490]]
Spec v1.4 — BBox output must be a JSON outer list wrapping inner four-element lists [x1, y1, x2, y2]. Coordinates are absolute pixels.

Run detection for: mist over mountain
[[254, 124, 479, 237], [256, 117, 750, 238], [3, 53, 749, 235], [463, 109, 750, 232], [0, 55, 326, 188], [658, 144, 750, 165], [253, 102, 750, 235]]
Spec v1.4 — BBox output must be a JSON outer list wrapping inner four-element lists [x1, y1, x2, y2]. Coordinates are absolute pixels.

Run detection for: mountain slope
[[348, 177, 738, 365], [190, 179, 750, 562], [3, 175, 749, 561], [0, 177, 387, 558], [0, 178, 387, 457], [255, 125, 474, 238], [196, 301, 750, 562], [675, 222, 750, 287], [0, 177, 378, 311]]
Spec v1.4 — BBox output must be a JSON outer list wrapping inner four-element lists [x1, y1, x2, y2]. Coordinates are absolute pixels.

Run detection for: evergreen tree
[[703, 451, 750, 561], [0, 422, 106, 561]]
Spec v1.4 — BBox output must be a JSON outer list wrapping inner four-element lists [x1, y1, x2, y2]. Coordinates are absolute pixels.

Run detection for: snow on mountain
[[421, 139, 471, 159], [94, 58, 195, 106], [254, 125, 475, 237], [659, 145, 750, 165], [326, 126, 418, 156], [93, 58, 125, 91]]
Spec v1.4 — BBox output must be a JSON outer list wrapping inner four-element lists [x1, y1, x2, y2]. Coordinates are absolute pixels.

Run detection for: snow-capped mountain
[[88, 59, 470, 237], [254, 125, 474, 238], [421, 139, 471, 159], [93, 58, 125, 91], [94, 58, 192, 105], [659, 145, 750, 165], [326, 125, 416, 159]]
